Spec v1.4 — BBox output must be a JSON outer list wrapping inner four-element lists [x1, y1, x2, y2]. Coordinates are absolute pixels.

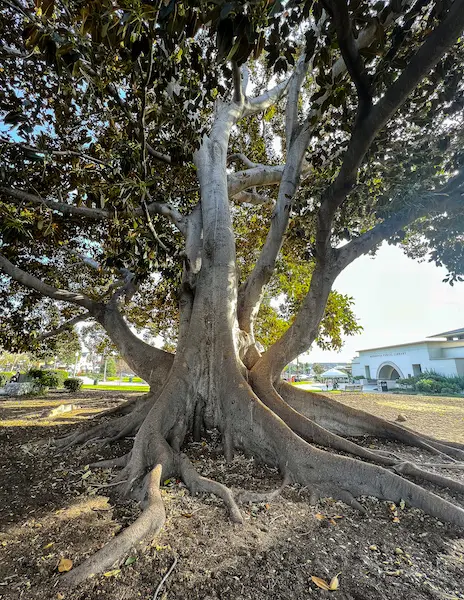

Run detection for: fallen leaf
[[57, 558, 73, 573], [329, 573, 341, 590], [311, 576, 330, 590], [82, 470, 92, 480], [315, 513, 326, 521], [181, 513, 193, 518], [392, 516, 400, 523], [103, 569, 121, 577], [124, 556, 137, 566], [329, 518, 337, 526], [43, 542, 54, 550], [57, 593, 65, 600], [369, 545, 378, 551], [399, 499, 406, 510]]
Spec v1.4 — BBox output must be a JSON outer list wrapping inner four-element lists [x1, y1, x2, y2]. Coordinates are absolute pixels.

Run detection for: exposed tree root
[[237, 478, 289, 504], [232, 387, 464, 528], [178, 453, 243, 523], [250, 374, 464, 494], [61, 464, 166, 587], [89, 453, 130, 470], [55, 395, 155, 451], [278, 382, 464, 461], [59, 371, 464, 589]]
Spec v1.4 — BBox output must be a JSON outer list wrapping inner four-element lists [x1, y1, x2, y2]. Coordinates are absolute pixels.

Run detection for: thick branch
[[316, 0, 464, 258], [338, 187, 464, 270], [0, 254, 97, 311], [227, 165, 286, 196], [323, 0, 372, 117], [243, 79, 291, 117]]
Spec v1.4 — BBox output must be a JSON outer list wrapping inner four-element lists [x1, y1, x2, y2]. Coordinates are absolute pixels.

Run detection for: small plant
[[63, 378, 83, 392]]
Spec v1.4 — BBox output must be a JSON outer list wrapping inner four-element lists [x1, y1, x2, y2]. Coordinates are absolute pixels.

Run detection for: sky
[[303, 242, 464, 364]]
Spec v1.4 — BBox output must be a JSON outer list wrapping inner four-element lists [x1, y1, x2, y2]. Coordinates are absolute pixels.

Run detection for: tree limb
[[0, 138, 110, 167], [227, 165, 286, 196], [322, 0, 372, 118], [0, 254, 97, 311], [0, 186, 108, 220], [38, 312, 92, 341], [0, 186, 187, 234], [243, 79, 291, 117], [285, 54, 311, 148], [337, 181, 464, 270]]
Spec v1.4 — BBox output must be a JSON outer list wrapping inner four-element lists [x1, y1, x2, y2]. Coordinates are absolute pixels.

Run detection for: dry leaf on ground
[[57, 558, 73, 573]]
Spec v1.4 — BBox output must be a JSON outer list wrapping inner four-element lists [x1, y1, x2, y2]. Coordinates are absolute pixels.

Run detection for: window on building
[[365, 365, 371, 379], [412, 364, 422, 376]]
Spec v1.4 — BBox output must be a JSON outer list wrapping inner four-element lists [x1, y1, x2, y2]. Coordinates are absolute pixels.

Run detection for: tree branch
[[232, 61, 243, 104], [227, 153, 257, 169], [285, 54, 311, 148], [38, 312, 91, 341], [0, 186, 108, 220], [322, 0, 372, 118], [337, 180, 464, 270], [315, 0, 464, 259], [227, 165, 286, 196], [243, 79, 291, 117], [0, 138, 110, 167], [0, 186, 187, 234], [0, 254, 97, 311]]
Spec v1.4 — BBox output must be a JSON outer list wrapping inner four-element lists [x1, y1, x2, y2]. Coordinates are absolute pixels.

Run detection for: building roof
[[356, 339, 442, 353], [427, 327, 464, 339]]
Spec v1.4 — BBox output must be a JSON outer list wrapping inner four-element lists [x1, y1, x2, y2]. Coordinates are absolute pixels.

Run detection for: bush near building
[[398, 371, 464, 396]]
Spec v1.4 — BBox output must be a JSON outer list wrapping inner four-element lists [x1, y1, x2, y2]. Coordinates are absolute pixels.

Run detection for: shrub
[[439, 386, 460, 396], [48, 370, 68, 387], [416, 378, 441, 393], [28, 369, 60, 388], [64, 377, 83, 392]]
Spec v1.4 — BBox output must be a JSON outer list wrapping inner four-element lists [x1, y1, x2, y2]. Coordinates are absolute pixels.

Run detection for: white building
[[352, 327, 464, 388]]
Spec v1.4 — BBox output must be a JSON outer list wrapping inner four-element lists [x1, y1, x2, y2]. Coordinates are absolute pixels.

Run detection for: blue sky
[[305, 242, 464, 364]]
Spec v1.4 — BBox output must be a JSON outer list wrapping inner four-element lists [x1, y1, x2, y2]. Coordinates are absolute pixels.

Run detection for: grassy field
[[81, 384, 150, 392], [336, 391, 464, 443]]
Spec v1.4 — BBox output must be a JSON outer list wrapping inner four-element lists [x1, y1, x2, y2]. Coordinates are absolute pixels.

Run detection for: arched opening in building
[[377, 363, 403, 380]]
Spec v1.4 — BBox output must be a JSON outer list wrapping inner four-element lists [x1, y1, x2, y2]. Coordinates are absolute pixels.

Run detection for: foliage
[[28, 368, 60, 388], [0, 0, 463, 365], [312, 364, 326, 376], [100, 358, 117, 377], [64, 378, 83, 392], [399, 371, 464, 394]]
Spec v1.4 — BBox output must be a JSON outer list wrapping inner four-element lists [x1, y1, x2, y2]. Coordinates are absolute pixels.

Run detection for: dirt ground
[[0, 390, 463, 600]]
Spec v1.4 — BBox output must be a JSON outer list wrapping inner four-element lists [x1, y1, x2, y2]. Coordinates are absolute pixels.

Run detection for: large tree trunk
[[60, 116, 464, 588]]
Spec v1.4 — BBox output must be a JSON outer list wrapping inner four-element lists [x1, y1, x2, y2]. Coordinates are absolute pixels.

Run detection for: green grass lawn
[[82, 384, 150, 392]]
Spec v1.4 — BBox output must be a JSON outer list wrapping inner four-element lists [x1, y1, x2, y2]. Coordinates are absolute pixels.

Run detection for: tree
[[100, 356, 117, 378], [1, 0, 464, 586], [312, 363, 326, 376]]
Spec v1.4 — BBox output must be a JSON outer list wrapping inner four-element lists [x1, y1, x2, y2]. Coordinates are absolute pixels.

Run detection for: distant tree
[[100, 357, 117, 378], [312, 363, 326, 376]]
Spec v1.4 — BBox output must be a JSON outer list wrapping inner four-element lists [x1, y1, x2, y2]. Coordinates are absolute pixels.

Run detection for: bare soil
[[0, 390, 463, 600]]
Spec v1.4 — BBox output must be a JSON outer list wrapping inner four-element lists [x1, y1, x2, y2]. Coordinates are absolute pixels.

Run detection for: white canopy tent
[[320, 368, 349, 379]]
